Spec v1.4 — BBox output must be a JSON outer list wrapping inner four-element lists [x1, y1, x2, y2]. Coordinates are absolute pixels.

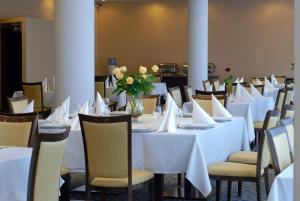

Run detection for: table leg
[[154, 174, 164, 201], [184, 178, 193, 198]]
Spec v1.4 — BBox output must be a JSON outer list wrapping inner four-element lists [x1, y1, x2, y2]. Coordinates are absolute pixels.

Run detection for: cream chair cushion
[[23, 84, 43, 112], [254, 121, 264, 129], [91, 169, 153, 188], [142, 98, 157, 114], [208, 162, 257, 178], [170, 88, 182, 108], [228, 151, 257, 165], [0, 122, 32, 147]]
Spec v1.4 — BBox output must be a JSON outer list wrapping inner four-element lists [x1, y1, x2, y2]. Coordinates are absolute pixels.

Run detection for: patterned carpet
[[70, 171, 274, 201]]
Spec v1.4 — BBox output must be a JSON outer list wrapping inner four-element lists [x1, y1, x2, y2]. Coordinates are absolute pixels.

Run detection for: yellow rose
[[112, 67, 121, 75], [126, 77, 134, 85], [120, 66, 127, 73], [139, 66, 147, 74], [116, 72, 124, 80], [151, 65, 159, 73], [142, 74, 148, 79]]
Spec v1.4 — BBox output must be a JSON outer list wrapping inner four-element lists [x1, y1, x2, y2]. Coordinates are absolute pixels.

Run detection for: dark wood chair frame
[[95, 76, 107, 97], [0, 113, 38, 147], [274, 75, 286, 84], [202, 80, 211, 91], [274, 88, 286, 111], [169, 86, 182, 105], [266, 126, 293, 176], [78, 114, 154, 201], [212, 79, 220, 92], [209, 132, 269, 201], [281, 104, 295, 119], [27, 127, 70, 201], [192, 94, 228, 109], [195, 90, 227, 96], [184, 86, 193, 102]]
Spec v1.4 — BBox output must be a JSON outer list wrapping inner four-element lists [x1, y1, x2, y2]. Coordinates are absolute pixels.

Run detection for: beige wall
[[96, 0, 294, 81]]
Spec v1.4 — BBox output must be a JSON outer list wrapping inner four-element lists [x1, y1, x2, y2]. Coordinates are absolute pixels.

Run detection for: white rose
[[112, 67, 121, 75], [139, 66, 147, 74], [151, 65, 159, 73], [116, 72, 124, 80], [142, 74, 148, 79], [126, 77, 134, 85], [120, 66, 127, 73]]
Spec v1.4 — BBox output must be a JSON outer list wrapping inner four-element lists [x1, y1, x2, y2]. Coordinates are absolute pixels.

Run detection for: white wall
[[25, 17, 55, 84]]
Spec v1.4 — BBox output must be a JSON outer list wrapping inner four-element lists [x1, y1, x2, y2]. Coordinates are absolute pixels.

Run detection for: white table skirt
[[150, 83, 168, 95], [0, 147, 32, 201], [63, 114, 250, 197], [268, 164, 293, 201]]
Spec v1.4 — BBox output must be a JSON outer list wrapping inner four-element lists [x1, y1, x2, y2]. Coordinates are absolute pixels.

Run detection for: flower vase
[[126, 94, 144, 121]]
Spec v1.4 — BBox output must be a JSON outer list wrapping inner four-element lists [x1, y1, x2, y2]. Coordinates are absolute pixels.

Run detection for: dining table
[[0, 147, 32, 201], [268, 163, 293, 201], [43, 113, 251, 200]]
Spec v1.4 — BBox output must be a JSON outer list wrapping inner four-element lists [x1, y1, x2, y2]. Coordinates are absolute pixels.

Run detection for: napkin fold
[[235, 83, 242, 100], [192, 99, 217, 126], [239, 85, 256, 102], [42, 78, 47, 92], [105, 75, 116, 87], [251, 84, 265, 100], [264, 77, 275, 93], [234, 77, 240, 83], [23, 101, 34, 113], [157, 93, 177, 133], [71, 101, 89, 130], [218, 83, 226, 91], [239, 77, 244, 83], [271, 74, 278, 85], [46, 97, 70, 121], [255, 78, 263, 85], [96, 92, 107, 115], [212, 95, 233, 118]]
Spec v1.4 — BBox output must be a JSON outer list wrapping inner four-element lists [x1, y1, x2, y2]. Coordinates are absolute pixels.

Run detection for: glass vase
[[126, 94, 144, 121]]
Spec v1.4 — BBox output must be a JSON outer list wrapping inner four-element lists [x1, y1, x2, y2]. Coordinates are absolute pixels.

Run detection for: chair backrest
[[251, 77, 265, 85], [280, 117, 294, 158], [275, 88, 286, 112], [202, 80, 211, 91], [22, 82, 43, 112], [262, 110, 281, 131], [252, 84, 264, 95], [281, 104, 295, 119], [266, 126, 293, 175], [184, 86, 193, 102], [256, 132, 270, 177], [275, 75, 286, 84], [95, 76, 106, 98], [169, 87, 182, 107], [79, 114, 132, 187], [142, 95, 159, 114], [212, 80, 220, 91], [154, 74, 162, 83], [284, 87, 294, 105], [192, 95, 227, 115], [27, 127, 70, 201], [7, 97, 29, 113], [195, 90, 227, 96], [0, 114, 38, 147]]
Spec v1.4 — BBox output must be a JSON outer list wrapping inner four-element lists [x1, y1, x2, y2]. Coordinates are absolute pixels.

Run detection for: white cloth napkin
[[192, 99, 217, 126], [218, 83, 226, 91], [206, 84, 213, 92], [255, 78, 263, 85], [12, 91, 24, 98], [234, 77, 240, 83], [46, 97, 70, 122], [239, 86, 256, 102], [42, 78, 47, 92], [96, 92, 107, 115], [157, 93, 177, 133], [251, 84, 265, 100], [264, 77, 275, 93], [271, 74, 278, 85], [212, 95, 233, 118], [239, 77, 244, 83], [235, 83, 242, 101], [23, 101, 34, 113], [71, 101, 89, 130], [105, 76, 116, 87]]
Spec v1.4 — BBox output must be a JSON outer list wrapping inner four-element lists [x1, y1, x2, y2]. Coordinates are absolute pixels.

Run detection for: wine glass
[[103, 98, 110, 115]]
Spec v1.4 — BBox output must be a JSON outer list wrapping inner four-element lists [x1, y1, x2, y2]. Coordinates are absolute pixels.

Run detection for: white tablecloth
[[268, 164, 293, 201], [264, 88, 279, 104], [63, 114, 250, 197], [150, 83, 168, 95], [0, 147, 32, 201]]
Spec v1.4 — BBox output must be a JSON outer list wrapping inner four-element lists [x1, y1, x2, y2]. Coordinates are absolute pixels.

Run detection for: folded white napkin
[[46, 97, 70, 121], [239, 77, 244, 83], [264, 77, 275, 93], [251, 84, 265, 100], [96, 92, 107, 115], [42, 78, 47, 92], [12, 91, 24, 98], [212, 95, 232, 118], [239, 86, 256, 102], [23, 101, 34, 113], [192, 99, 217, 126], [218, 83, 226, 91], [271, 74, 278, 85], [206, 84, 213, 92], [235, 83, 242, 101], [71, 101, 89, 130], [255, 78, 263, 85], [105, 76, 116, 88], [234, 77, 240, 84], [157, 93, 177, 133]]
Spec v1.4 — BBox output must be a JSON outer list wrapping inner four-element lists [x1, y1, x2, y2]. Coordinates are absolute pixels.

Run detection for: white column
[[294, 0, 300, 200], [55, 0, 94, 109], [188, 0, 208, 91]]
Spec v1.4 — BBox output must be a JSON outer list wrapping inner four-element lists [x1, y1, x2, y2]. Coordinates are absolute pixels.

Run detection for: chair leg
[[227, 181, 232, 201], [128, 188, 133, 201], [238, 181, 242, 197], [86, 185, 91, 201], [60, 173, 70, 201], [264, 168, 270, 196], [256, 181, 261, 201], [216, 180, 221, 201], [148, 179, 154, 201]]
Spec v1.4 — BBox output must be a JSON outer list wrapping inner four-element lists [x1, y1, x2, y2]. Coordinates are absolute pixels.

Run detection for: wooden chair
[[251, 78, 265, 85], [0, 113, 38, 147], [284, 87, 294, 105], [244, 84, 264, 95], [7, 96, 29, 113], [274, 88, 287, 113], [169, 87, 183, 108], [79, 114, 154, 201], [95, 76, 106, 98], [184, 86, 193, 102], [266, 126, 293, 176], [142, 95, 159, 114], [202, 80, 211, 91], [281, 104, 295, 119], [192, 94, 227, 116], [279, 117, 294, 158], [27, 127, 70, 201], [195, 90, 227, 96], [275, 75, 286, 84], [212, 79, 220, 91]]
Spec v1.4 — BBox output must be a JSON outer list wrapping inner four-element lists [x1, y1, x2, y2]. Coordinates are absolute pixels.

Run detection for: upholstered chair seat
[[228, 151, 257, 165], [254, 121, 264, 130], [60, 166, 70, 176], [208, 162, 257, 178]]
